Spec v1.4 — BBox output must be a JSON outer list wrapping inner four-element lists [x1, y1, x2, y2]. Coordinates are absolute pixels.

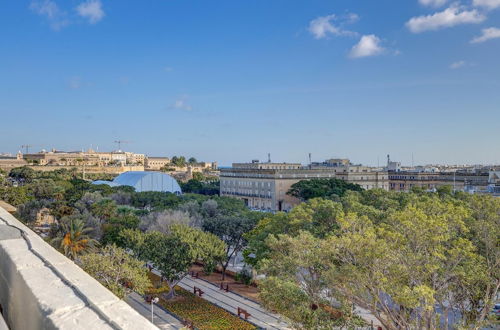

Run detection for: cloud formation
[[68, 76, 82, 89], [450, 60, 467, 69], [349, 35, 385, 58], [473, 0, 500, 10], [76, 0, 105, 24], [30, 0, 69, 30], [170, 95, 192, 111], [419, 0, 448, 7], [471, 27, 500, 43], [308, 14, 358, 39], [406, 5, 486, 33]]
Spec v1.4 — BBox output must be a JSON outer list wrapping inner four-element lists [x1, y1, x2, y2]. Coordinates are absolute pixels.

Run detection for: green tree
[[91, 199, 118, 220], [79, 245, 152, 299], [124, 225, 226, 299], [288, 178, 363, 201], [244, 198, 344, 266], [188, 157, 197, 164], [257, 194, 495, 329], [259, 232, 362, 329], [9, 166, 36, 182], [171, 156, 186, 167], [202, 213, 260, 279], [51, 218, 97, 260]]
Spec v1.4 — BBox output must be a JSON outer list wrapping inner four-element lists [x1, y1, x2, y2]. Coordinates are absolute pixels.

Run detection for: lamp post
[[151, 297, 159, 323]]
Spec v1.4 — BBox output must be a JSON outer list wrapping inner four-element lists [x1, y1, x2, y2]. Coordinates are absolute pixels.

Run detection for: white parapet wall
[[0, 207, 158, 330]]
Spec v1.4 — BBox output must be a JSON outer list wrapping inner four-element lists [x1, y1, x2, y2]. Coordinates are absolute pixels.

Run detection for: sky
[[1, 0, 500, 166]]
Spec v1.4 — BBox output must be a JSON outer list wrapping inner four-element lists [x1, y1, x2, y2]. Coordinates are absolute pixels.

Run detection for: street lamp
[[151, 297, 159, 323]]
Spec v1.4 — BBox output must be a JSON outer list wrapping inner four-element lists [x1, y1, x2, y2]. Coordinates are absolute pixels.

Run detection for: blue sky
[[1, 0, 499, 166]]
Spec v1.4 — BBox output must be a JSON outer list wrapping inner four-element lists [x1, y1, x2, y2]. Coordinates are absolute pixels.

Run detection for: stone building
[[220, 160, 389, 212]]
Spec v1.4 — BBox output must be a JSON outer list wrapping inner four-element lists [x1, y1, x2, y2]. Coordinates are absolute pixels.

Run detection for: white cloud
[[406, 5, 486, 33], [419, 0, 448, 7], [349, 35, 386, 58], [170, 95, 192, 111], [68, 76, 82, 89], [450, 60, 466, 69], [471, 27, 500, 43], [30, 0, 69, 30], [76, 0, 105, 24], [308, 14, 357, 39], [473, 0, 500, 10]]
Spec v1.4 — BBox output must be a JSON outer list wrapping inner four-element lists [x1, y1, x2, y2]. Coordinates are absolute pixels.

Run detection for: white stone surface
[[0, 207, 158, 330]]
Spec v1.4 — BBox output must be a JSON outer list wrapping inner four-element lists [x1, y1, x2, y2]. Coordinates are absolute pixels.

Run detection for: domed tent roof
[[93, 171, 182, 194]]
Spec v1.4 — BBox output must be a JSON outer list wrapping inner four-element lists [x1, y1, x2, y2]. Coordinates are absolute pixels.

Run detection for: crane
[[20, 145, 32, 154]]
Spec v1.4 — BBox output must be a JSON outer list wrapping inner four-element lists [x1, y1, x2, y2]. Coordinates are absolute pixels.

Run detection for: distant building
[[488, 171, 500, 195], [0, 152, 27, 170], [93, 171, 182, 194], [388, 169, 490, 192], [220, 160, 389, 212], [144, 156, 171, 170]]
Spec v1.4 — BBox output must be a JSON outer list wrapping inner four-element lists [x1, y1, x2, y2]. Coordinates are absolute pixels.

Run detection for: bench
[[189, 271, 199, 279], [219, 282, 229, 292], [193, 286, 204, 297], [237, 307, 251, 319]]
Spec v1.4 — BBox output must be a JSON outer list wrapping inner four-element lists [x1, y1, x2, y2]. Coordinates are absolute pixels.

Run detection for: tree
[[171, 156, 186, 167], [256, 194, 496, 329], [125, 225, 226, 299], [288, 178, 363, 201], [142, 232, 192, 300], [91, 199, 118, 220], [259, 232, 362, 329], [79, 245, 152, 299], [9, 166, 36, 183], [244, 198, 344, 266], [188, 157, 197, 164], [51, 218, 97, 260], [203, 213, 259, 279], [140, 209, 193, 232]]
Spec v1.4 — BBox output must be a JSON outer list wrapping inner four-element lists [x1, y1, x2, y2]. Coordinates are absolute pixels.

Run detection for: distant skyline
[[1, 0, 499, 166]]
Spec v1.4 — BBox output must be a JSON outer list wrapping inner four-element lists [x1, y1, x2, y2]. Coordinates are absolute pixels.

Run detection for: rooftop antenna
[[268, 153, 271, 163], [114, 140, 129, 152], [412, 153, 414, 167], [21, 145, 32, 154]]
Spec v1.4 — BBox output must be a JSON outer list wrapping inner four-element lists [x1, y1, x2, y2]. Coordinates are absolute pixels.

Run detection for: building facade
[[388, 171, 490, 192], [220, 160, 389, 212]]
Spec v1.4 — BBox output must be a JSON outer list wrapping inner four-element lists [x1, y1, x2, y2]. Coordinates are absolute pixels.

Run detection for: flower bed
[[146, 273, 256, 330]]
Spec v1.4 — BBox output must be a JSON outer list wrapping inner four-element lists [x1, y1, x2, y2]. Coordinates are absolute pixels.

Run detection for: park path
[[176, 272, 291, 330], [125, 292, 184, 330]]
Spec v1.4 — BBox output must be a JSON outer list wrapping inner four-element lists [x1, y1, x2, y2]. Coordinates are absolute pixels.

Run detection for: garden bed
[[147, 272, 256, 330]]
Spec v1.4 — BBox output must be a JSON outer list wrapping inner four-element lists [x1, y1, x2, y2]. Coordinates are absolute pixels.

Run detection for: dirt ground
[[189, 264, 261, 302]]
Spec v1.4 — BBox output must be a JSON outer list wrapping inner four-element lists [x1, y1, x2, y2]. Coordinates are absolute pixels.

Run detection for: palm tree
[[51, 218, 97, 260]]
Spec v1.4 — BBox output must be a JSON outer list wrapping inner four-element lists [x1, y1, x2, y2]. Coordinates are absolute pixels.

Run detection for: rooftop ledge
[[0, 206, 158, 330]]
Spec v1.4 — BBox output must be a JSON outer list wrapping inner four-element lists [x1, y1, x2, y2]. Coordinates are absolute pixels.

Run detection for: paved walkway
[[174, 272, 291, 330], [125, 292, 184, 330]]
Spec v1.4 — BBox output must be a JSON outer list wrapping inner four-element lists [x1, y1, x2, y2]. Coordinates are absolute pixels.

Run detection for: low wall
[[0, 207, 157, 330]]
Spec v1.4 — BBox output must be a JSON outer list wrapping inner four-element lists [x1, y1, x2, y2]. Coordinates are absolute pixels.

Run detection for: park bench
[[189, 271, 199, 279], [193, 286, 204, 297], [237, 307, 251, 320]]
